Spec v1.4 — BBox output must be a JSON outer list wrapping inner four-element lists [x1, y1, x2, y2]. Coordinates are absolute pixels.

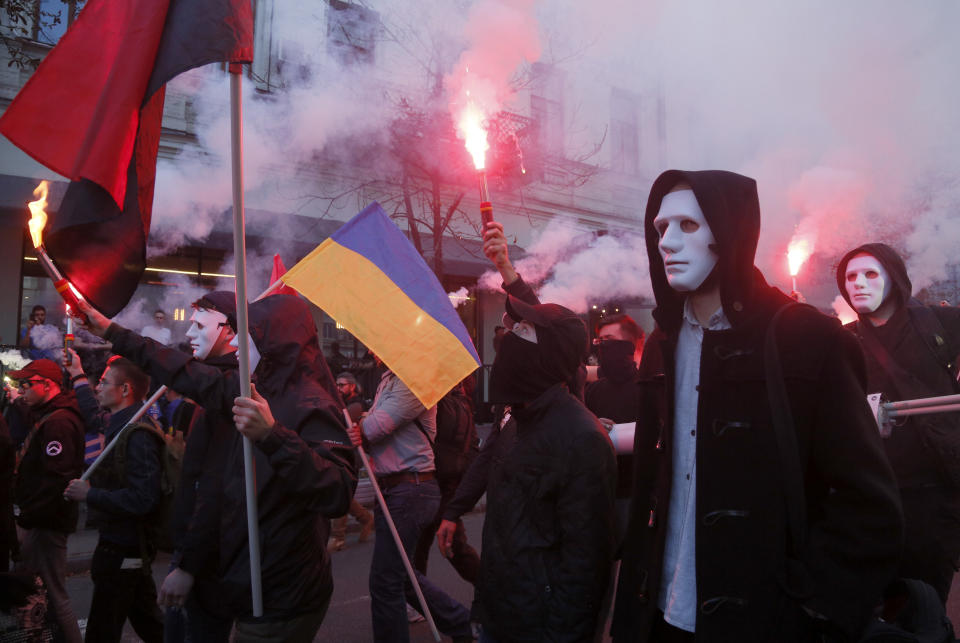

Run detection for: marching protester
[[9, 358, 84, 643], [328, 372, 374, 553], [346, 366, 474, 643], [585, 313, 645, 540], [470, 295, 618, 642], [75, 294, 357, 642], [610, 170, 903, 642], [837, 242, 960, 604], [160, 290, 239, 643], [63, 356, 165, 642], [413, 378, 481, 585]]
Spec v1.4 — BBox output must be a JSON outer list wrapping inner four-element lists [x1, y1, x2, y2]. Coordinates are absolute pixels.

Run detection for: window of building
[[530, 63, 564, 158], [326, 0, 377, 66], [610, 88, 639, 175]]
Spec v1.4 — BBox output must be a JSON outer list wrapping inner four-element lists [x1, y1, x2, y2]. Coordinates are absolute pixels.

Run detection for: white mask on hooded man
[[186, 308, 228, 360], [653, 188, 718, 293], [845, 253, 891, 316]]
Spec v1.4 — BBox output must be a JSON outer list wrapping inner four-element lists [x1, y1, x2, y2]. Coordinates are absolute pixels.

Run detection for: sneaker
[[406, 604, 425, 623], [327, 537, 345, 553], [358, 515, 374, 543]]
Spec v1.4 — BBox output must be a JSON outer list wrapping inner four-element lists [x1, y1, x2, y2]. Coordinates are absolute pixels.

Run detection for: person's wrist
[[70, 373, 88, 386]]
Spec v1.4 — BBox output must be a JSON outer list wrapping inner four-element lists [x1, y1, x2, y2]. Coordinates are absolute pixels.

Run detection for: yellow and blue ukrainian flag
[[282, 203, 480, 409]]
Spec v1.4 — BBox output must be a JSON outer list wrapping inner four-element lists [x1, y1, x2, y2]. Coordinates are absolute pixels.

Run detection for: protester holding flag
[[75, 294, 357, 641], [347, 370, 474, 643]]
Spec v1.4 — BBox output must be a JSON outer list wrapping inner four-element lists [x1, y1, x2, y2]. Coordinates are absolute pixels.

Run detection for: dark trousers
[[900, 485, 960, 604], [369, 479, 471, 643], [413, 476, 480, 585], [16, 526, 83, 643], [87, 541, 164, 643]]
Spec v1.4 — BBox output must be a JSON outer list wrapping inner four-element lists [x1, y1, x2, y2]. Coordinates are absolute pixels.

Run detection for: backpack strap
[[412, 418, 435, 447], [764, 301, 810, 558], [908, 306, 960, 390]]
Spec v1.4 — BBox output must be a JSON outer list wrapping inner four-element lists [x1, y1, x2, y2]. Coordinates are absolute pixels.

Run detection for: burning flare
[[787, 236, 813, 277], [458, 101, 489, 171], [28, 180, 49, 248]]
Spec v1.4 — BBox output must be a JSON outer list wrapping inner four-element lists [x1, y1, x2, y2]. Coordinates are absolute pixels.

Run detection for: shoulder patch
[[45, 441, 63, 456]]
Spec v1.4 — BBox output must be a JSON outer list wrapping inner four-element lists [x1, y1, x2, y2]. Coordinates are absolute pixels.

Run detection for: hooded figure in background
[[475, 296, 617, 642], [77, 294, 357, 640], [837, 242, 960, 604], [611, 170, 902, 643]]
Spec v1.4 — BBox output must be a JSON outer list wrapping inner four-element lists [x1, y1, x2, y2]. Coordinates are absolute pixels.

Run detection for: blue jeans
[[369, 479, 471, 642]]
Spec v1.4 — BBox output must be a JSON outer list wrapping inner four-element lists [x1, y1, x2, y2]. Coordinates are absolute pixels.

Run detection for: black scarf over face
[[597, 339, 636, 382], [489, 332, 566, 405]]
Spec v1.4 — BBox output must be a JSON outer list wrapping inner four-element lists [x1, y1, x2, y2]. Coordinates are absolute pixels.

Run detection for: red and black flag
[[0, 0, 253, 316]]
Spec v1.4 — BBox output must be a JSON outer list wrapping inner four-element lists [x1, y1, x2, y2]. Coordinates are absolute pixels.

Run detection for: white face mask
[[186, 308, 228, 360], [653, 189, 718, 292], [844, 254, 890, 315], [229, 332, 262, 373]]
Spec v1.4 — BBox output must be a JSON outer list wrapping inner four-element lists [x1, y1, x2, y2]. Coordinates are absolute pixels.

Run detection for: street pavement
[[65, 512, 482, 642], [62, 510, 960, 641]]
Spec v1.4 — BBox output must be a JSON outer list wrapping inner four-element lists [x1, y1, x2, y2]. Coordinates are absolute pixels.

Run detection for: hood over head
[[246, 294, 345, 430], [645, 170, 761, 331], [505, 296, 588, 383], [835, 243, 912, 313]]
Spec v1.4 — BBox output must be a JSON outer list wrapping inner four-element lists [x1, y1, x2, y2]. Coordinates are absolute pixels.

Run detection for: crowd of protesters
[[0, 167, 958, 643]]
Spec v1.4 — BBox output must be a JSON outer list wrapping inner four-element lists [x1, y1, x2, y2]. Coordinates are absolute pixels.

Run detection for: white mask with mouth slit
[[654, 189, 718, 293], [186, 308, 228, 360], [844, 253, 890, 315]]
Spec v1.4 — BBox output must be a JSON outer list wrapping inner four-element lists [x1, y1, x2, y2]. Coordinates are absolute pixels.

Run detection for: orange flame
[[27, 180, 49, 248], [458, 102, 489, 170], [787, 237, 813, 277]]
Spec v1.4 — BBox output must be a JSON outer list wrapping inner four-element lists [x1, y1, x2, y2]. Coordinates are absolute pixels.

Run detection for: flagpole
[[342, 411, 441, 642], [230, 63, 263, 617]]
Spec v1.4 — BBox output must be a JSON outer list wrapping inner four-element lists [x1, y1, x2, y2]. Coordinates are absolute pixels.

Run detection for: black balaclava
[[488, 297, 588, 405], [597, 339, 636, 382]]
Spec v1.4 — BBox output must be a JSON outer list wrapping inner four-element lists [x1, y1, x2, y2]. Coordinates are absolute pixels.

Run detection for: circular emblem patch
[[45, 441, 63, 456]]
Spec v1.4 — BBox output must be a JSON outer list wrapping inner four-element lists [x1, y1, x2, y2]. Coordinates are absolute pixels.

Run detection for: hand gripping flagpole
[[230, 63, 263, 617], [342, 410, 441, 642]]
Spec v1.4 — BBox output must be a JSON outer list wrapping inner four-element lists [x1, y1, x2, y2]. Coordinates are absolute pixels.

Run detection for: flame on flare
[[458, 102, 489, 171], [27, 180, 49, 248], [787, 236, 813, 277]]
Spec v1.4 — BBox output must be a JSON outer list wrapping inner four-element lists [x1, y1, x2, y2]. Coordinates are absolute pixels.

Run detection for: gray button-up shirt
[[361, 370, 437, 475], [658, 300, 730, 631]]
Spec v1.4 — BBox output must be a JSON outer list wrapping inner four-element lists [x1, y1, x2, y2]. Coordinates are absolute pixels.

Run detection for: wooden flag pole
[[230, 64, 263, 617]]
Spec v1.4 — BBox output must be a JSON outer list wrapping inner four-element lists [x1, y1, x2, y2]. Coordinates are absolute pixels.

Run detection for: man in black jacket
[[837, 242, 960, 603], [9, 358, 84, 643], [473, 296, 617, 642], [77, 294, 357, 641], [611, 170, 903, 643], [65, 357, 164, 642]]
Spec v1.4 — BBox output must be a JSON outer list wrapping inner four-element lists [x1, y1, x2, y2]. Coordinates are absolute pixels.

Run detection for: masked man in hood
[[474, 296, 617, 642], [76, 294, 357, 642], [611, 170, 903, 643], [837, 242, 960, 604]]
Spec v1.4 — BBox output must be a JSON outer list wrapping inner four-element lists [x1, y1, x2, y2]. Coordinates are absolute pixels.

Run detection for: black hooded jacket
[[612, 170, 902, 642], [836, 243, 960, 488], [106, 295, 357, 620]]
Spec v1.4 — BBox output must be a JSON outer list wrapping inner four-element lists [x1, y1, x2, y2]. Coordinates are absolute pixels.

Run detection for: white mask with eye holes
[[228, 332, 261, 373], [654, 189, 718, 293], [186, 308, 228, 360], [844, 253, 891, 315]]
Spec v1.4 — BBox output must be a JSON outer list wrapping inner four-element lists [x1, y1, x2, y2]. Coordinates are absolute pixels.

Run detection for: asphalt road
[[65, 512, 482, 642], [64, 510, 960, 641]]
